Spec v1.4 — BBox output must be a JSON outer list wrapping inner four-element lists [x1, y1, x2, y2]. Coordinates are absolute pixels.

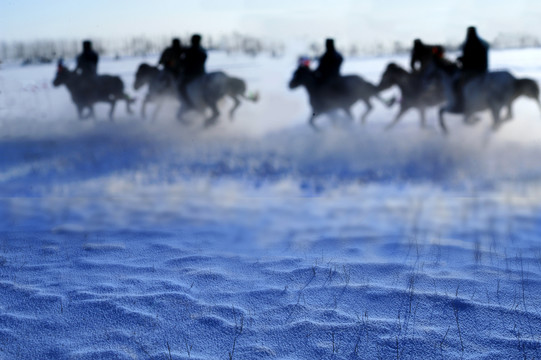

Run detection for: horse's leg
[[490, 104, 502, 131], [141, 96, 149, 119], [343, 107, 354, 122], [88, 105, 96, 120], [503, 102, 513, 121], [309, 112, 320, 131], [229, 95, 241, 121], [419, 108, 426, 128], [176, 103, 191, 124], [109, 100, 116, 121], [76, 105, 84, 119], [438, 107, 448, 135], [385, 106, 407, 130], [151, 99, 162, 122], [360, 99, 373, 124], [204, 102, 220, 127], [124, 94, 133, 115]]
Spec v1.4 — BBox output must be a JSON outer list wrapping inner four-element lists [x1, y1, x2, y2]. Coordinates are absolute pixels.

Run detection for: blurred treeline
[[1, 31, 539, 65]]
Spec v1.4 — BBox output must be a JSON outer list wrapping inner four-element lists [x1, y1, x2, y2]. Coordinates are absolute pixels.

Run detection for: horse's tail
[[515, 78, 541, 116], [516, 78, 540, 100], [241, 91, 260, 102], [229, 76, 259, 102], [367, 82, 395, 107]]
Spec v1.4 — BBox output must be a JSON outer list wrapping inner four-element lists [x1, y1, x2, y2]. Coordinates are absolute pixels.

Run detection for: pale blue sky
[[2, 0, 541, 46]]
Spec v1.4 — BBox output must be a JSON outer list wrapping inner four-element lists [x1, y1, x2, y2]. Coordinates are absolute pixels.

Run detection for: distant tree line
[[0, 32, 539, 64], [309, 32, 541, 58], [0, 33, 286, 64]]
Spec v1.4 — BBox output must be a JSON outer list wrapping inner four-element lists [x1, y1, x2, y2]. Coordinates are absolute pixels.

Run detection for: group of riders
[[76, 34, 208, 109], [73, 26, 490, 117], [311, 26, 489, 113]]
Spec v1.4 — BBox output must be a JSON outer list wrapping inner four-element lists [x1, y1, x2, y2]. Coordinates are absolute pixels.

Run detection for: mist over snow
[[1, 48, 541, 359]]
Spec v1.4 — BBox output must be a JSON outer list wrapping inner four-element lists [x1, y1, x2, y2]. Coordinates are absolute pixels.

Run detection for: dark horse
[[425, 59, 541, 133], [288, 63, 387, 129], [134, 63, 179, 120], [377, 62, 445, 129], [53, 60, 133, 120], [176, 72, 259, 127]]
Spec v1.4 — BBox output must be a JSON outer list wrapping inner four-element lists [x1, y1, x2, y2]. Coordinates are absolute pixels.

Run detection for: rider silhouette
[[453, 26, 490, 111], [76, 40, 98, 77], [458, 27, 489, 73], [410, 39, 444, 73], [159, 38, 184, 77], [180, 34, 207, 108], [315, 38, 343, 84]]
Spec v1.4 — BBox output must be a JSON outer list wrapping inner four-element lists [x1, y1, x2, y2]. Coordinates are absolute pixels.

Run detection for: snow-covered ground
[[1, 48, 541, 359]]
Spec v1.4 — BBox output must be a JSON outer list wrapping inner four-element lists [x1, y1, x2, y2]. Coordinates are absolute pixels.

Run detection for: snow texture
[[1, 49, 541, 359]]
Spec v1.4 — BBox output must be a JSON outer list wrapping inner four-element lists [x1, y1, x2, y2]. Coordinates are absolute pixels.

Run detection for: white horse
[[134, 63, 179, 120], [176, 72, 259, 127], [426, 59, 541, 133]]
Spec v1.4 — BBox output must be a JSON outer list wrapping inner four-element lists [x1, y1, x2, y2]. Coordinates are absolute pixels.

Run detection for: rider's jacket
[[459, 35, 489, 73], [410, 40, 444, 73], [315, 50, 343, 81], [159, 45, 184, 76], [183, 45, 207, 78], [76, 50, 98, 77]]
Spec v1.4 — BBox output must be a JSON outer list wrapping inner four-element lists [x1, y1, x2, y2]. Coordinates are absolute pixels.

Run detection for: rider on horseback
[[159, 38, 184, 78], [410, 39, 444, 74], [315, 38, 343, 84], [157, 38, 184, 91], [458, 27, 489, 74], [453, 26, 490, 111], [76, 40, 99, 77], [179, 34, 207, 108]]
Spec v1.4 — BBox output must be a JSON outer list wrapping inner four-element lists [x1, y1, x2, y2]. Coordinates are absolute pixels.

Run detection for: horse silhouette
[[426, 59, 541, 133], [53, 60, 133, 120], [176, 72, 259, 127], [288, 63, 387, 130], [134, 63, 179, 120], [377, 62, 445, 129]]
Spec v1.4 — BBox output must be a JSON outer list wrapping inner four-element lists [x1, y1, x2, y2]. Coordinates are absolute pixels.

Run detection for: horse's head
[[377, 63, 403, 91], [134, 63, 153, 90], [52, 59, 71, 87], [289, 58, 313, 89]]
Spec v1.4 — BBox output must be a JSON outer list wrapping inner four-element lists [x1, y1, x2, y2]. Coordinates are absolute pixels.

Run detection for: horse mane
[[386, 63, 409, 75], [136, 63, 159, 75], [297, 64, 313, 73]]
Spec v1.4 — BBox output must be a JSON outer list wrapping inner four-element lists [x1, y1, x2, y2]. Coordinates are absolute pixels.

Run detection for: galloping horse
[[426, 59, 541, 133], [377, 63, 445, 129], [288, 61, 388, 129], [53, 60, 133, 120], [134, 63, 179, 120], [176, 72, 259, 127]]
